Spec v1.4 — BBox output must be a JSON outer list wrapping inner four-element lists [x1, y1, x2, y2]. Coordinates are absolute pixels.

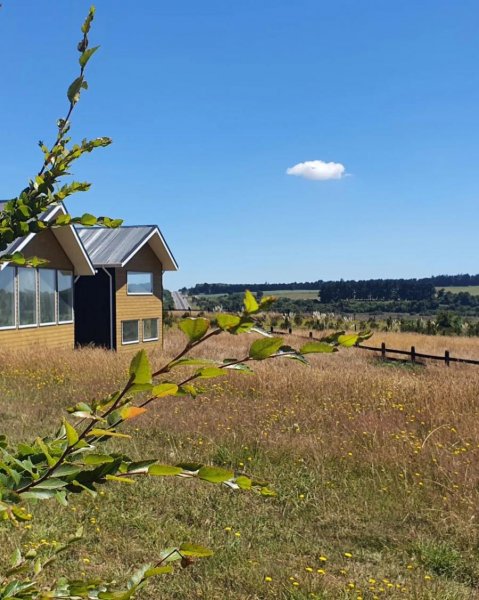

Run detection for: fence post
[[411, 346, 416, 364], [445, 350, 450, 367], [381, 342, 386, 359], [309, 331, 313, 338]]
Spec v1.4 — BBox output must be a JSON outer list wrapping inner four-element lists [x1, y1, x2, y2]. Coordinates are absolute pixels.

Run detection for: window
[[143, 318, 159, 341], [18, 267, 37, 327], [58, 270, 73, 323], [39, 269, 56, 325], [0, 267, 15, 328], [127, 272, 153, 295], [122, 320, 139, 344]]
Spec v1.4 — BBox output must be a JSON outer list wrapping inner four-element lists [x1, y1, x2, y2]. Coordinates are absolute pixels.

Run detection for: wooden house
[[0, 202, 95, 349], [74, 225, 178, 351], [0, 202, 178, 351]]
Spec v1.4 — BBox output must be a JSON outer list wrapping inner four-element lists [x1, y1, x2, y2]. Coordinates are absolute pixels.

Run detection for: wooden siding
[[0, 230, 75, 349], [22, 229, 73, 269], [0, 324, 74, 349], [115, 244, 163, 352]]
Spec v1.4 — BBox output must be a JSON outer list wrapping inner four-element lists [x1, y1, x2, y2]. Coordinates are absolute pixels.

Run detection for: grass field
[[438, 286, 479, 296], [2, 330, 479, 598]]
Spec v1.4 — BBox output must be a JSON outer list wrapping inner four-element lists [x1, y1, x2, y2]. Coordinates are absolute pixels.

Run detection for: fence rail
[[267, 327, 479, 367]]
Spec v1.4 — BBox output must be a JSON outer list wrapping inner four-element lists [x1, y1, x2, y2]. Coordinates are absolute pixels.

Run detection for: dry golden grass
[[1, 329, 479, 599]]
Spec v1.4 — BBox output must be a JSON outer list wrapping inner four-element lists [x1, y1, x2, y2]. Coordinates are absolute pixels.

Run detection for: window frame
[[122, 319, 140, 345], [57, 270, 74, 324], [17, 267, 38, 329], [0, 266, 16, 330], [127, 271, 154, 296], [39, 268, 57, 327], [143, 317, 159, 342]]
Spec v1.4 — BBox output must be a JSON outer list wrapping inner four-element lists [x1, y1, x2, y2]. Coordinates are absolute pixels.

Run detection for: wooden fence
[[268, 327, 479, 367]]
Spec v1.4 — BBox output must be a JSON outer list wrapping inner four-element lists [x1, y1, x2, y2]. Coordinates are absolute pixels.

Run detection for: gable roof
[[76, 225, 178, 271], [0, 202, 95, 276]]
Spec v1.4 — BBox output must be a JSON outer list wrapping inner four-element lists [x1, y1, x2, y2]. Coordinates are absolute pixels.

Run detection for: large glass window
[[122, 320, 139, 344], [58, 270, 73, 323], [18, 267, 37, 327], [0, 267, 15, 328], [127, 272, 153, 295], [39, 269, 56, 325], [143, 318, 159, 341]]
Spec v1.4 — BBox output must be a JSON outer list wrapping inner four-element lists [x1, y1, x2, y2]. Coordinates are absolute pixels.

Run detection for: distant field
[[437, 286, 479, 295], [193, 290, 319, 300], [262, 289, 319, 300]]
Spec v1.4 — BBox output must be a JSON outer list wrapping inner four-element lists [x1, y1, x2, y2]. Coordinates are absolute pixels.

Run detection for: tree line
[[183, 274, 479, 299]]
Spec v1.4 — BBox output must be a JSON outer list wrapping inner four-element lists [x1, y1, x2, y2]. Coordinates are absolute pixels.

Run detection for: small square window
[[127, 272, 153, 295], [143, 318, 159, 341], [122, 320, 139, 344]]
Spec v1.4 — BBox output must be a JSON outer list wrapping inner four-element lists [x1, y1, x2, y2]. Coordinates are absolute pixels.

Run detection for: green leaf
[[179, 542, 214, 557], [175, 384, 199, 398], [148, 464, 183, 477], [79, 45, 100, 68], [98, 592, 133, 600], [216, 313, 241, 331], [152, 383, 179, 397], [54, 213, 72, 226], [249, 337, 284, 360], [321, 331, 345, 343], [223, 362, 253, 373], [178, 317, 210, 343], [84, 454, 115, 465], [67, 76, 84, 104], [80, 212, 98, 226], [21, 490, 57, 500], [198, 466, 234, 483], [243, 290, 259, 314], [231, 318, 256, 334], [35, 478, 68, 490], [144, 565, 174, 576], [52, 464, 81, 477], [357, 330, 373, 343], [63, 418, 79, 446], [105, 474, 135, 484], [259, 295, 277, 310], [87, 429, 131, 439], [35, 437, 56, 467], [81, 5, 95, 34], [260, 487, 277, 497], [337, 334, 359, 347], [195, 367, 227, 379], [235, 475, 252, 490], [300, 341, 338, 354], [129, 350, 152, 385]]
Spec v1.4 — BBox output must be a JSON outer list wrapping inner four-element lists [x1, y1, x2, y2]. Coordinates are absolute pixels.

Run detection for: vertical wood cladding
[[115, 244, 163, 351], [0, 230, 75, 349]]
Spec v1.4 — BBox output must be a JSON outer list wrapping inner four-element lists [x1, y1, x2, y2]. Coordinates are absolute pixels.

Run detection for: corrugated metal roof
[[76, 226, 157, 267]]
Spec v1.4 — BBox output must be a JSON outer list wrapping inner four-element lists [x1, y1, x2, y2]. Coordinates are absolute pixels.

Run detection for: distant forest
[[184, 274, 479, 301]]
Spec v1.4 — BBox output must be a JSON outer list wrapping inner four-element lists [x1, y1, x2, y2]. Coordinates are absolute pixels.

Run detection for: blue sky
[[1, 1, 479, 289]]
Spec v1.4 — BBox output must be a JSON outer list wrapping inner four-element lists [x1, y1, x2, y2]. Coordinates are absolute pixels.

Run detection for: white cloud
[[286, 159, 346, 181]]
